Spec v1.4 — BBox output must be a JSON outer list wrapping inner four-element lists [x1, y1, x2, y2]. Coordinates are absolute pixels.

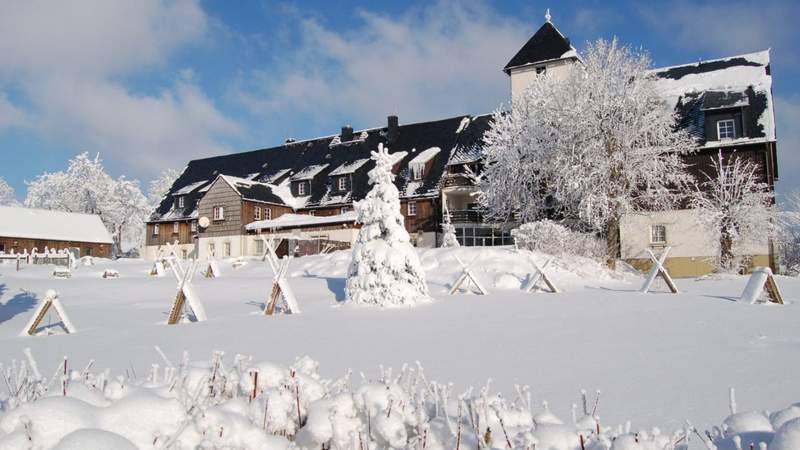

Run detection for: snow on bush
[[440, 208, 460, 248], [1, 350, 796, 450], [346, 144, 432, 306], [512, 220, 605, 259]]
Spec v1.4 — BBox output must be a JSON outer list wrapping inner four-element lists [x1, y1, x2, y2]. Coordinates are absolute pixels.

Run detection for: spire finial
[[545, 8, 552, 23]]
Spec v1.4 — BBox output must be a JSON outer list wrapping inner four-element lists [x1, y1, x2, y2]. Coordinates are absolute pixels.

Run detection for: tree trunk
[[606, 216, 620, 269], [720, 227, 734, 272]]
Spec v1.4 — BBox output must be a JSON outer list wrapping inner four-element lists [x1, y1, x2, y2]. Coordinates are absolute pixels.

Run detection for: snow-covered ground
[[0, 247, 799, 448]]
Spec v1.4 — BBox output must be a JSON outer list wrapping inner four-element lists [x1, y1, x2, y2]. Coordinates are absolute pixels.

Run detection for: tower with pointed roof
[[504, 10, 579, 99]]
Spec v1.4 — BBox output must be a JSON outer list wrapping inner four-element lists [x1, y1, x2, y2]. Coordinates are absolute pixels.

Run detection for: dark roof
[[503, 21, 574, 74], [150, 114, 489, 222], [655, 57, 763, 81], [701, 90, 749, 110], [219, 176, 286, 205]]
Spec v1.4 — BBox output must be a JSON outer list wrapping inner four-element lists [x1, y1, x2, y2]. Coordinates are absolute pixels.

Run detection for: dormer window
[[410, 164, 425, 180], [177, 196, 185, 208], [717, 119, 736, 140], [338, 177, 347, 191], [298, 181, 308, 196]]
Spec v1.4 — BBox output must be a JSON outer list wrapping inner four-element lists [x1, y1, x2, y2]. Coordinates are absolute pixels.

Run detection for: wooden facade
[[0, 237, 111, 258]]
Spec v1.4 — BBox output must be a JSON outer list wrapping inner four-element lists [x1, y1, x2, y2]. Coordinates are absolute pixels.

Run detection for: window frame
[[265, 207, 272, 220], [254, 206, 261, 221], [173, 222, 180, 234], [408, 201, 417, 216], [650, 224, 667, 245], [177, 196, 185, 208], [223, 241, 231, 257], [340, 206, 351, 214], [535, 65, 547, 75], [190, 221, 197, 233], [717, 119, 736, 140], [153, 224, 160, 236], [213, 206, 225, 221], [297, 181, 308, 196], [338, 176, 348, 191]]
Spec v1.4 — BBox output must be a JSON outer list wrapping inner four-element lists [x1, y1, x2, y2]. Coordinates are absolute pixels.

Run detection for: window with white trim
[[208, 242, 215, 257], [173, 222, 179, 234], [223, 242, 231, 257], [177, 196, 185, 208], [650, 225, 667, 245], [408, 201, 417, 216], [153, 224, 160, 236], [213, 206, 224, 221], [717, 119, 736, 140], [191, 221, 197, 233], [265, 207, 272, 220], [338, 177, 347, 191], [255, 206, 262, 221], [298, 181, 308, 196]]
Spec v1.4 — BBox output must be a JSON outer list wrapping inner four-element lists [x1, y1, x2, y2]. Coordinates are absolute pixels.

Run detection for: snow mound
[[771, 417, 800, 450], [53, 429, 137, 450]]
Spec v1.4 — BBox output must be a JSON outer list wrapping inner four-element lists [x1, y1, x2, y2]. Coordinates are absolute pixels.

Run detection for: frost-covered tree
[[0, 178, 19, 206], [346, 144, 431, 306], [440, 206, 460, 247], [779, 191, 800, 275], [691, 151, 775, 271], [25, 152, 149, 255], [148, 168, 181, 210], [480, 39, 697, 266]]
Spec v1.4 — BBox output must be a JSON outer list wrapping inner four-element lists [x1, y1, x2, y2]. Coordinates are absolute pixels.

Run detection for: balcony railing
[[449, 209, 483, 223]]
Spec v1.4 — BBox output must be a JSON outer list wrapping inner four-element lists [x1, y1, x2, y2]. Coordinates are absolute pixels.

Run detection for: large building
[[144, 13, 779, 276], [0, 205, 113, 258]]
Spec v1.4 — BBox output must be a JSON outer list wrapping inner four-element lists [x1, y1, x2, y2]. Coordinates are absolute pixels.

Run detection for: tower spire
[[544, 8, 552, 23]]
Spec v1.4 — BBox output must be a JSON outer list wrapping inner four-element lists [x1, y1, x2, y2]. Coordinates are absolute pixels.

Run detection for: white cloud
[[231, 0, 530, 127], [775, 95, 800, 196], [0, 0, 240, 176]]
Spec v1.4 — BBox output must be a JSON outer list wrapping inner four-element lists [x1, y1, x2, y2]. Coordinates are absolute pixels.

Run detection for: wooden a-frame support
[[522, 257, 559, 293], [449, 254, 488, 295], [21, 290, 76, 336], [639, 246, 678, 294], [740, 266, 784, 304], [166, 258, 207, 324], [259, 235, 300, 315]]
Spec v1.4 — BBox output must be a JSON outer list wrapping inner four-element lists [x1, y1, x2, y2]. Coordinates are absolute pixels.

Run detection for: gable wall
[[197, 179, 244, 238]]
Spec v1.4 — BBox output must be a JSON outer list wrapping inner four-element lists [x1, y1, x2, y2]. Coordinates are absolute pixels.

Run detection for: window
[[535, 65, 547, 75], [0, 243, 4, 253], [208, 242, 215, 257], [410, 164, 424, 180], [255, 239, 265, 256], [255, 206, 262, 221], [191, 221, 197, 233], [408, 201, 417, 216], [338, 177, 347, 191], [308, 210, 316, 216], [265, 207, 272, 220], [223, 242, 231, 257], [717, 119, 736, 140], [651, 225, 667, 245], [213, 206, 224, 221], [181, 249, 188, 259], [154, 224, 160, 236], [173, 222, 179, 234], [177, 196, 185, 208], [298, 181, 308, 196], [341, 206, 351, 214]]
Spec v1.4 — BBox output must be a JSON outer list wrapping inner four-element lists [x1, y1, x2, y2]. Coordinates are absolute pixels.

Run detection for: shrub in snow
[[512, 220, 605, 259], [346, 144, 432, 306], [440, 207, 460, 248]]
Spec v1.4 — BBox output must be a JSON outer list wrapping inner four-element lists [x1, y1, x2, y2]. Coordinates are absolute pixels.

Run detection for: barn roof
[[0, 206, 113, 244]]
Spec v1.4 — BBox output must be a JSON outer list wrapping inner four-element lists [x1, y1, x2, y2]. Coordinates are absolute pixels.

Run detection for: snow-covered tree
[[440, 206, 460, 247], [480, 38, 697, 266], [346, 144, 431, 306], [0, 178, 19, 206], [690, 150, 775, 272], [778, 191, 800, 275], [25, 152, 150, 255], [148, 168, 181, 210]]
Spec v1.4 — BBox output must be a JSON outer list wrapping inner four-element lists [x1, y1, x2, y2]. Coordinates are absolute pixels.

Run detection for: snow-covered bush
[[512, 220, 605, 259], [0, 178, 18, 206], [778, 191, 800, 275], [1, 350, 796, 450], [346, 144, 431, 306], [440, 208, 460, 248]]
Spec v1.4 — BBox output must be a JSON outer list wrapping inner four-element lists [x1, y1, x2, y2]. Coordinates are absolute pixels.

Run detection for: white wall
[[142, 243, 197, 261], [620, 209, 770, 259], [510, 59, 574, 100]]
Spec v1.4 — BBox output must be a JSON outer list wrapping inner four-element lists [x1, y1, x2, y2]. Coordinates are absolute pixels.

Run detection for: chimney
[[387, 115, 399, 145], [341, 125, 354, 143]]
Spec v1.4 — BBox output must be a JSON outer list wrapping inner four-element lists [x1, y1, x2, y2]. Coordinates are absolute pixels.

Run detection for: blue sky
[[1, 0, 799, 199]]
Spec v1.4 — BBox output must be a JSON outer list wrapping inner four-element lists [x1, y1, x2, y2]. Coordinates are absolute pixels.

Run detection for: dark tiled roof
[[503, 22, 574, 73], [151, 114, 488, 222], [655, 57, 762, 81]]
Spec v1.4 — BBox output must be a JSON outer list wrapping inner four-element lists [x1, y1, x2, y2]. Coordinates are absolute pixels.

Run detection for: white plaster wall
[[620, 209, 770, 259], [142, 243, 197, 261], [198, 236, 243, 260], [510, 59, 574, 100]]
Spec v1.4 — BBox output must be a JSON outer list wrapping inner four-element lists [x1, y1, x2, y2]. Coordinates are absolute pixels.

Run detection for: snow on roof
[[246, 211, 357, 231], [0, 206, 113, 244], [455, 117, 472, 134], [290, 164, 329, 181], [387, 151, 408, 166], [270, 183, 308, 209], [258, 168, 292, 183], [329, 158, 369, 176], [172, 180, 209, 196], [408, 147, 441, 166], [653, 50, 774, 141]]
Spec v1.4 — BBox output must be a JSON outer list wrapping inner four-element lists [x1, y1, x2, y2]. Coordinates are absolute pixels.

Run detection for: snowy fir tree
[[480, 38, 697, 266], [441, 206, 460, 247], [691, 151, 775, 272], [0, 177, 18, 206], [25, 152, 149, 255], [346, 144, 431, 306]]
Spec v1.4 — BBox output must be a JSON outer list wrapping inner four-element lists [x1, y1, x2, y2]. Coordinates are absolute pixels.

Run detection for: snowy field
[[1, 247, 799, 448]]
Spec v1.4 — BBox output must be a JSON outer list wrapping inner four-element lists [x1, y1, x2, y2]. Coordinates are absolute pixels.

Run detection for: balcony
[[443, 175, 476, 188], [449, 209, 483, 223]]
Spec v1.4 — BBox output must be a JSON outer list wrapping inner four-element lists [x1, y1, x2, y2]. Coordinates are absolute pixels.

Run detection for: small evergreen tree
[[346, 144, 431, 306], [440, 206, 460, 247]]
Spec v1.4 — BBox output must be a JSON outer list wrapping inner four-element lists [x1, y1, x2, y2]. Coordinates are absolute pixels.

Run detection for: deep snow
[[0, 246, 798, 446]]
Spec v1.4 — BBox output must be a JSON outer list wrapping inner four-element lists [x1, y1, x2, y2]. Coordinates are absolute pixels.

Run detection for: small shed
[[0, 206, 113, 258]]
